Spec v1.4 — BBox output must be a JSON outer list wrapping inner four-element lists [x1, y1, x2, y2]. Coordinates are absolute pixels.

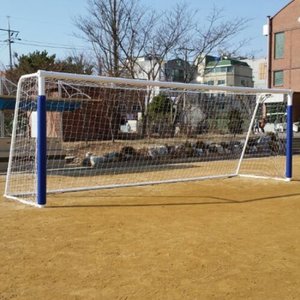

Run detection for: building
[[241, 57, 267, 88], [133, 55, 163, 81], [267, 0, 300, 120], [196, 55, 254, 87], [164, 58, 193, 83], [134, 56, 195, 83]]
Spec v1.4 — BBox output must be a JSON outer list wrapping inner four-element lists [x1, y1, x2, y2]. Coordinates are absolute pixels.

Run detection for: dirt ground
[[1, 159, 300, 299]]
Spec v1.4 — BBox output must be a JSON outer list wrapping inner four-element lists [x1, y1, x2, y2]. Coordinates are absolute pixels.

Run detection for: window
[[132, 104, 141, 112], [274, 32, 285, 59], [119, 103, 127, 111], [176, 60, 182, 66], [274, 70, 283, 86], [217, 80, 225, 85], [208, 66, 233, 73], [207, 80, 214, 85], [259, 62, 267, 80], [172, 69, 184, 82]]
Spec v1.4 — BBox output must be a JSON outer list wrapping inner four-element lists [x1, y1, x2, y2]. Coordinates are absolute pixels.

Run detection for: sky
[[0, 0, 291, 69]]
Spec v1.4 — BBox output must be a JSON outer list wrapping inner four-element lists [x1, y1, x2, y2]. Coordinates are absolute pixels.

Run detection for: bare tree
[[129, 3, 193, 136], [75, 1, 250, 137], [133, 3, 193, 81], [76, 0, 193, 136], [75, 0, 156, 77], [76, 0, 126, 76], [175, 6, 251, 83], [169, 6, 251, 136], [75, 0, 192, 79]]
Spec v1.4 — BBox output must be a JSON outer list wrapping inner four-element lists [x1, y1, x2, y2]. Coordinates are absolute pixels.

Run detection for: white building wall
[[134, 57, 165, 81], [241, 58, 267, 88]]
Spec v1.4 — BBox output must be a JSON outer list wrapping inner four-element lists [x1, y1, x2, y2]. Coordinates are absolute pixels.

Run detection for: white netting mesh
[[5, 73, 289, 205]]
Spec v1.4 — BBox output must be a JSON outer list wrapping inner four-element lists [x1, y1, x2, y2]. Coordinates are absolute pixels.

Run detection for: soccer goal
[[4, 70, 293, 207]]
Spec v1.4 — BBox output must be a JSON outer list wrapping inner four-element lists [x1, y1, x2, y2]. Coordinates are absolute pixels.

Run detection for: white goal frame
[[4, 70, 293, 207]]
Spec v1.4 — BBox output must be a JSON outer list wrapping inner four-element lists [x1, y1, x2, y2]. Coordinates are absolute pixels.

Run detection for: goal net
[[4, 71, 293, 207]]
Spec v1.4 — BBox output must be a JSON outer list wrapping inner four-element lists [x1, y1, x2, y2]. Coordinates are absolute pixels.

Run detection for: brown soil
[[1, 158, 300, 299]]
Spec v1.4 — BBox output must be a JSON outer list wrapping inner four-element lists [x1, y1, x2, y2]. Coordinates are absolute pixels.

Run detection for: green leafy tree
[[148, 94, 173, 118], [227, 108, 244, 136], [5, 50, 93, 83], [147, 94, 174, 136], [55, 54, 94, 75]]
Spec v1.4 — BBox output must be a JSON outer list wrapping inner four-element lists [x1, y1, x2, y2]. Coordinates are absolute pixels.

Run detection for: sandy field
[[0, 158, 300, 299]]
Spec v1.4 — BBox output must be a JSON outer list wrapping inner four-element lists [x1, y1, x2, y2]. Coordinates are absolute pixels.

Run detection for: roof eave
[[270, 0, 295, 19]]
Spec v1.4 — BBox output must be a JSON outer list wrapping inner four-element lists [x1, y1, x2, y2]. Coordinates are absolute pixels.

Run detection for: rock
[[90, 155, 106, 168], [104, 152, 120, 162], [148, 145, 168, 158]]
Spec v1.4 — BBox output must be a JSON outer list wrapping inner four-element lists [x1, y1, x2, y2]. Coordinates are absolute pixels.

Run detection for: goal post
[[286, 93, 293, 180], [37, 75, 47, 206], [4, 70, 293, 207]]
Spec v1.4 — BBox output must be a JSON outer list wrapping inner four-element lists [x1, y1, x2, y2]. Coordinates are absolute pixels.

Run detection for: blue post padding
[[37, 95, 47, 206], [286, 105, 293, 179]]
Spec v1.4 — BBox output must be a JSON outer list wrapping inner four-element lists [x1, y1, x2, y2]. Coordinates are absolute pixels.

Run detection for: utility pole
[[0, 16, 21, 69]]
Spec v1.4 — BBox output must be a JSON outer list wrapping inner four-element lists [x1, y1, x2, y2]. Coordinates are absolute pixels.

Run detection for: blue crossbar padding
[[0, 98, 15, 110], [0, 98, 81, 111], [20, 101, 81, 112]]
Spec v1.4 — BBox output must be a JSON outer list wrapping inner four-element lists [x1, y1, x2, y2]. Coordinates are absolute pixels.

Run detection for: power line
[[19, 39, 89, 51], [0, 15, 94, 62], [21, 39, 86, 48], [15, 41, 92, 52]]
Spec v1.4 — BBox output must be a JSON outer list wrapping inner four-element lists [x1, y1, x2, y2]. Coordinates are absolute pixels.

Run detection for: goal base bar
[[4, 194, 45, 208], [239, 174, 291, 182], [48, 173, 238, 195], [4, 173, 238, 206], [4, 173, 292, 207]]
